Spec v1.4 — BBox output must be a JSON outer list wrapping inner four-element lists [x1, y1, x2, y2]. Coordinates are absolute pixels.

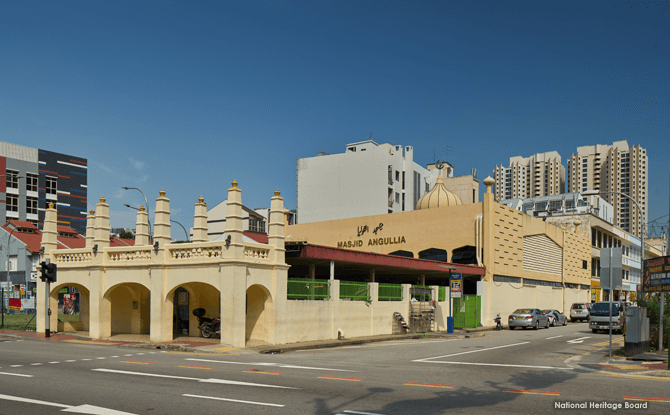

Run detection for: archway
[[104, 283, 150, 335], [451, 245, 477, 265], [418, 248, 448, 262], [50, 283, 90, 333], [245, 284, 273, 346], [166, 282, 220, 339]]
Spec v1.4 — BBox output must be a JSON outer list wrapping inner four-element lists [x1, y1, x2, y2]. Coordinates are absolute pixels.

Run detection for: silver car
[[570, 303, 590, 322], [542, 309, 568, 327], [508, 308, 550, 330]]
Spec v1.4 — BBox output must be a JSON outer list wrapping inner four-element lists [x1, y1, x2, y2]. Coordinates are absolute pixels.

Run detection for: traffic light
[[39, 262, 57, 283]]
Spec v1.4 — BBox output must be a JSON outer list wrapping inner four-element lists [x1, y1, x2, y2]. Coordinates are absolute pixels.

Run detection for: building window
[[395, 192, 400, 203], [583, 260, 588, 270], [248, 218, 265, 233], [46, 176, 57, 195], [7, 194, 18, 212], [26, 173, 38, 192], [6, 170, 19, 189], [9, 256, 17, 271], [592, 229, 596, 247], [597, 231, 601, 248], [27, 197, 38, 215]]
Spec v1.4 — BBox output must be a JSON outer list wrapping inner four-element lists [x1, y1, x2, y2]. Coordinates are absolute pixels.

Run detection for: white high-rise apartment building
[[296, 140, 449, 224], [493, 151, 565, 201], [567, 140, 648, 237]]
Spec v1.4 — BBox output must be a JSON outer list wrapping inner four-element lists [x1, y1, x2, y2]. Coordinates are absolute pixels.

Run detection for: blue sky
[[2, 1, 668, 236]]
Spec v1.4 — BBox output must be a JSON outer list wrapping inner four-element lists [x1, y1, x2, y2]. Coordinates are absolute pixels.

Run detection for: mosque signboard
[[643, 256, 670, 293]]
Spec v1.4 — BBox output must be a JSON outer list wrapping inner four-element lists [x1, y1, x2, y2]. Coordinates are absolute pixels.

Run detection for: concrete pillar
[[153, 189, 171, 248], [370, 269, 375, 282], [220, 264, 247, 347], [370, 282, 379, 301], [93, 197, 110, 250], [420, 274, 425, 286], [85, 209, 94, 248], [192, 196, 208, 243], [330, 260, 335, 281], [135, 206, 150, 246], [149, 267, 171, 343], [481, 176, 496, 327], [309, 264, 316, 280], [268, 190, 286, 263], [224, 180, 244, 259]]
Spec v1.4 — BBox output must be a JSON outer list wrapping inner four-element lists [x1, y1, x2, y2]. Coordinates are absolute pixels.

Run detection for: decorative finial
[[49, 202, 54, 209], [231, 180, 238, 188], [159, 189, 166, 197], [274, 189, 280, 197], [198, 196, 204, 204], [89, 209, 94, 215], [140, 205, 145, 212], [100, 196, 106, 203]]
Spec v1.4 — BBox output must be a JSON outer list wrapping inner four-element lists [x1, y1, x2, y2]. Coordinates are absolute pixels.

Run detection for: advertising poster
[[8, 298, 21, 311], [643, 256, 670, 293]]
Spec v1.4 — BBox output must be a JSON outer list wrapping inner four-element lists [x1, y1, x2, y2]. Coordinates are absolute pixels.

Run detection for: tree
[[119, 231, 135, 239]]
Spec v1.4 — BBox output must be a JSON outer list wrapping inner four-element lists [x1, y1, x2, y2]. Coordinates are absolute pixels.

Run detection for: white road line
[[81, 359, 92, 361], [65, 360, 77, 362], [343, 411, 386, 415], [0, 372, 34, 378], [30, 363, 43, 366], [49, 362, 60, 364], [546, 335, 563, 340], [424, 361, 573, 370], [567, 337, 591, 344], [183, 393, 284, 407], [92, 368, 299, 389], [185, 358, 356, 372], [97, 357, 106, 359], [0, 393, 136, 414], [9, 365, 23, 367], [110, 356, 119, 358], [124, 354, 133, 357], [412, 342, 530, 362]]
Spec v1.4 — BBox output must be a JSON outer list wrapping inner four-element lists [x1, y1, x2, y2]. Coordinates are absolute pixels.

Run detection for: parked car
[[542, 309, 568, 327], [589, 301, 626, 334], [508, 308, 550, 330], [569, 303, 590, 322]]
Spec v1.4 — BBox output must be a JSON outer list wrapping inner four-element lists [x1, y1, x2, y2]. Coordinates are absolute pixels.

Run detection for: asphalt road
[[0, 323, 667, 415]]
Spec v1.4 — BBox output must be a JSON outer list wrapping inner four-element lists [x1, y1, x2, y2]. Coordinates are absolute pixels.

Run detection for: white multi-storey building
[[493, 151, 565, 201], [567, 140, 648, 238], [297, 140, 464, 224]]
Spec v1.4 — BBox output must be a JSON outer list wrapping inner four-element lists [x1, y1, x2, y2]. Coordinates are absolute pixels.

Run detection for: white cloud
[[98, 163, 113, 174], [136, 175, 149, 183], [129, 157, 145, 170], [114, 189, 125, 198]]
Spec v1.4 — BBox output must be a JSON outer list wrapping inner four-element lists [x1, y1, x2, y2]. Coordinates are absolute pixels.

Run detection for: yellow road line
[[243, 370, 283, 375], [64, 340, 123, 346], [318, 376, 363, 382], [121, 361, 154, 364], [601, 373, 670, 382], [179, 365, 214, 370], [592, 338, 624, 347], [624, 396, 670, 402], [404, 382, 454, 389], [504, 388, 560, 396]]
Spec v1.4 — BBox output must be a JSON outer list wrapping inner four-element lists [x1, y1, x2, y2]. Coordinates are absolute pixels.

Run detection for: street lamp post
[[122, 187, 152, 239]]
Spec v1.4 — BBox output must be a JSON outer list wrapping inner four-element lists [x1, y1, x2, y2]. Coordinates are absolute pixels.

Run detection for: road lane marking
[[424, 361, 573, 370], [30, 363, 42, 366], [566, 337, 591, 344], [342, 411, 386, 415], [624, 396, 670, 402], [183, 393, 283, 407], [92, 368, 299, 389], [0, 393, 137, 414], [504, 388, 560, 396], [121, 361, 154, 365], [96, 357, 106, 360], [49, 361, 60, 364], [81, 359, 92, 361], [546, 335, 563, 340], [413, 342, 530, 362], [601, 373, 670, 382], [404, 382, 454, 389], [244, 369, 283, 375], [318, 376, 363, 382], [65, 360, 77, 362], [185, 358, 355, 372], [0, 372, 33, 378], [180, 365, 215, 370], [9, 365, 22, 367]]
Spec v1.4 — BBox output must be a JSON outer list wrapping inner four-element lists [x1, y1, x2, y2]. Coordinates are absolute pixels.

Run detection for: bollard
[[447, 316, 454, 333]]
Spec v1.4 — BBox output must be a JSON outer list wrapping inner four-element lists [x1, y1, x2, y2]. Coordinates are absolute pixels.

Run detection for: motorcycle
[[192, 308, 221, 338], [494, 313, 503, 330]]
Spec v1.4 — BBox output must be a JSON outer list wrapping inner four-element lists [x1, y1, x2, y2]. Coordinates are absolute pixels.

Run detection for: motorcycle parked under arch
[[192, 308, 220, 338]]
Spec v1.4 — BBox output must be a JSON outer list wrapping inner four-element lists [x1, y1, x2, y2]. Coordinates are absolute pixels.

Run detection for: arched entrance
[[105, 283, 150, 335], [245, 284, 272, 346], [166, 283, 220, 339], [50, 283, 90, 333]]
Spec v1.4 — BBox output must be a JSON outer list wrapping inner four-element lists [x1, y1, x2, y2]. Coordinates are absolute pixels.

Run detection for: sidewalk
[[1, 328, 486, 354]]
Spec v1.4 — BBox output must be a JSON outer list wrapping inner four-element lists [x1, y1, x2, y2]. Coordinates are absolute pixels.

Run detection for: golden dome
[[415, 174, 462, 210]]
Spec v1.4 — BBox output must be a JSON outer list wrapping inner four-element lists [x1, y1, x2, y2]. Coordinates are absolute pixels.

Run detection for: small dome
[[415, 174, 462, 210]]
